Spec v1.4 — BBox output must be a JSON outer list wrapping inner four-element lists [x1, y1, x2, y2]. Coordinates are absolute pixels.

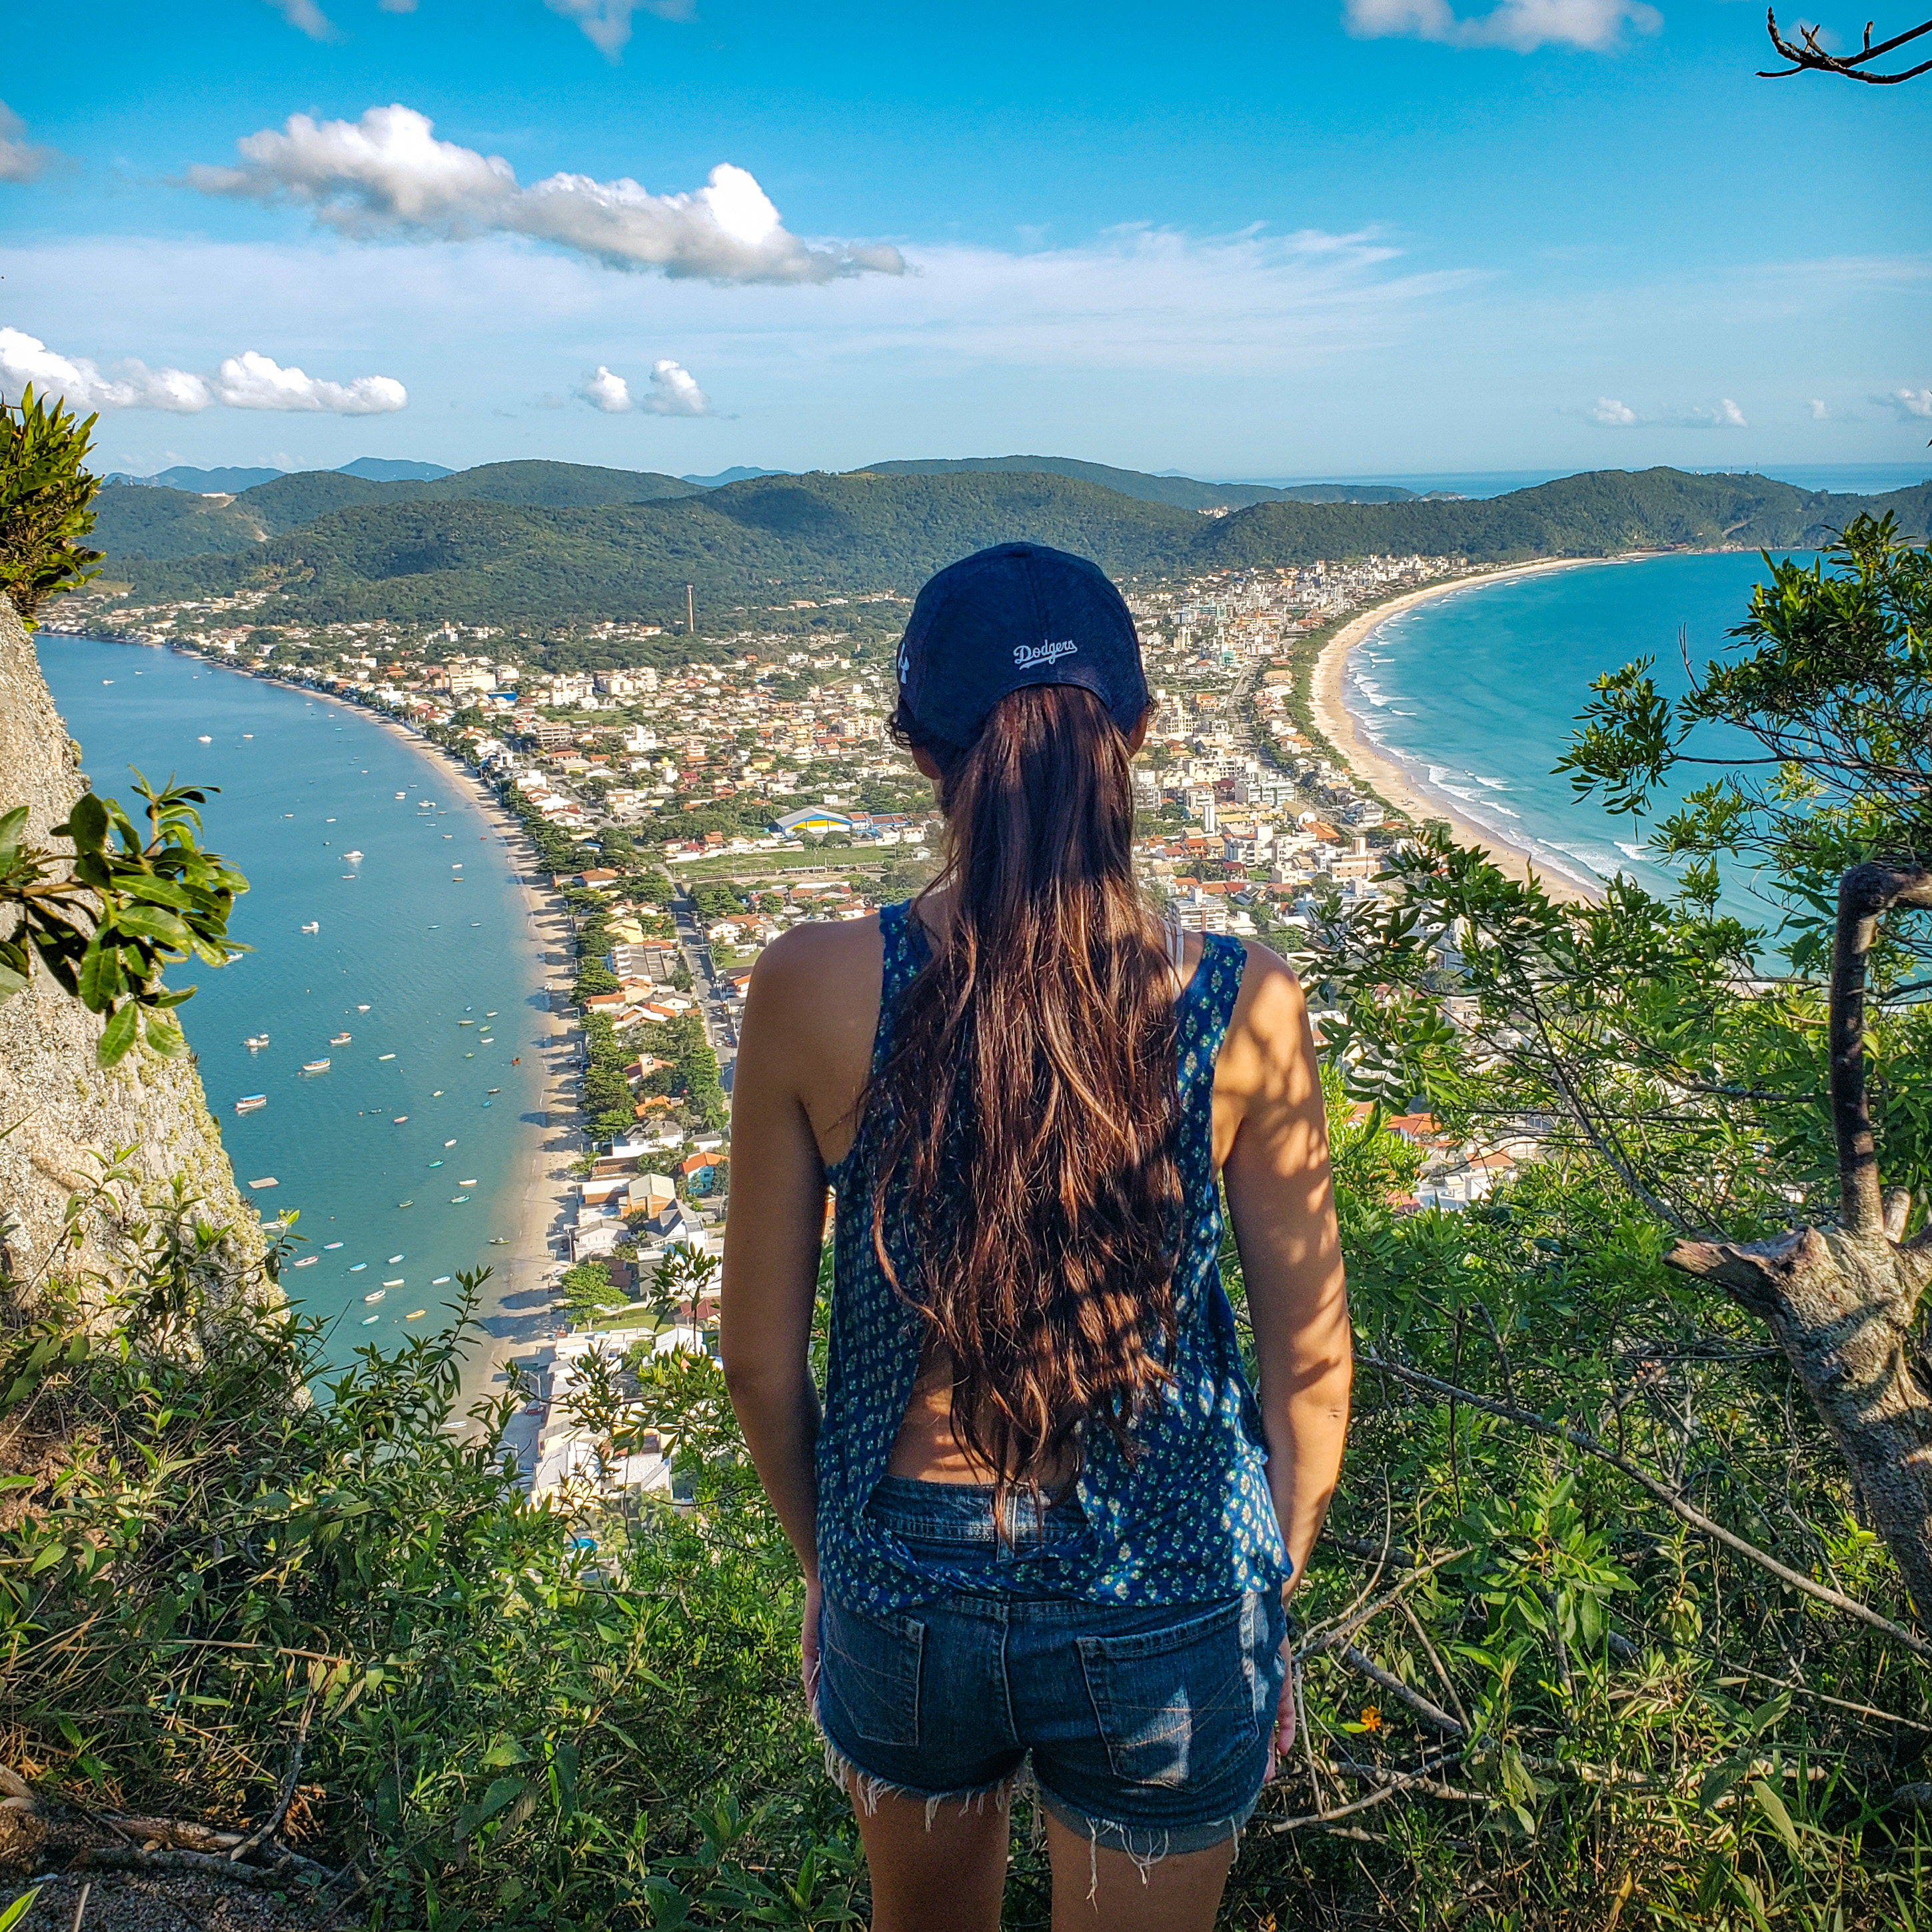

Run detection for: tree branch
[[1829, 862, 1932, 1235], [1362, 1348, 1932, 1661], [1762, 7, 1932, 82]]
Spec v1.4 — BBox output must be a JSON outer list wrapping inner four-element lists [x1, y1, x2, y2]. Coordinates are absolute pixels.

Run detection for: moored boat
[[235, 1094, 267, 1112], [301, 1058, 330, 1074]]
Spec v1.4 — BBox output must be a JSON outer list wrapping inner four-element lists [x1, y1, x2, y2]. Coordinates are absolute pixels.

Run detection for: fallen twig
[[227, 1689, 315, 1863]]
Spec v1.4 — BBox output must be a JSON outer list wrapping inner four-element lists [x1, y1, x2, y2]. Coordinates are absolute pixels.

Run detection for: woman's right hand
[[800, 1573, 823, 1705]]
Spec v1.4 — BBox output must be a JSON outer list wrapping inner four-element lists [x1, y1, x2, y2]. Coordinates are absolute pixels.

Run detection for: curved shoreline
[[1308, 558, 1641, 906], [77, 640, 572, 1412]]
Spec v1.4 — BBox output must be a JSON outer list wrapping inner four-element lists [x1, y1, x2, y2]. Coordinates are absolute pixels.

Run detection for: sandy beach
[[1308, 560, 1615, 906]]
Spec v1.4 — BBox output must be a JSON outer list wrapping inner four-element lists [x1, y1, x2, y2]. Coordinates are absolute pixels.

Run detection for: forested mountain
[[99, 463, 1932, 630], [855, 453, 1421, 508], [90, 483, 267, 562], [93, 459, 706, 558]]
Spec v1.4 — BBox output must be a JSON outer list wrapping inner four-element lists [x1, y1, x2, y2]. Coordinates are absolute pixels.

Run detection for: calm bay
[[36, 635, 549, 1368]]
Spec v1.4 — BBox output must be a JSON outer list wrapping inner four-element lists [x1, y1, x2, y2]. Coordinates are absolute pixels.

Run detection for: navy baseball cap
[[896, 542, 1149, 746]]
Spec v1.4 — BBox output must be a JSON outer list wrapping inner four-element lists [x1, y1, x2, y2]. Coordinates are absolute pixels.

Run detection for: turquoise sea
[[36, 636, 545, 1366], [1344, 550, 1794, 920]]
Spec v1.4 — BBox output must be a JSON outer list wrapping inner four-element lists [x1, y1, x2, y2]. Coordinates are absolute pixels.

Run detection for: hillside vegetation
[[854, 453, 1423, 508], [101, 463, 1932, 630]]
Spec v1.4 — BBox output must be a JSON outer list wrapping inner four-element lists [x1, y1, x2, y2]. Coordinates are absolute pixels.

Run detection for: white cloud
[[544, 0, 694, 59], [212, 350, 407, 413], [576, 364, 634, 412], [576, 359, 715, 415], [0, 329, 403, 415], [642, 359, 713, 416], [1876, 386, 1932, 421], [1344, 0, 1661, 51], [1587, 394, 1746, 428], [0, 328, 210, 412], [187, 105, 906, 285], [1809, 398, 1829, 419], [263, 0, 337, 40], [0, 101, 56, 185]]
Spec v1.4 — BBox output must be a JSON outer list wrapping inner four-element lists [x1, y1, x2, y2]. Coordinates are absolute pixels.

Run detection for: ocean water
[[1346, 550, 1793, 921], [35, 636, 544, 1365]]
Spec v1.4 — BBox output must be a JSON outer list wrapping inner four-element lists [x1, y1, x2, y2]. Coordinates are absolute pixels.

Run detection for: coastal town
[[49, 545, 1544, 1503]]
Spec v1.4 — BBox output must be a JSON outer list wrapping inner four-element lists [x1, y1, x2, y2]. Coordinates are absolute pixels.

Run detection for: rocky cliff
[[0, 598, 265, 1300]]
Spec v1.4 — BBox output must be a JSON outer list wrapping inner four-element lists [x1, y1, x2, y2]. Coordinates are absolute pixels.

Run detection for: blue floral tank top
[[815, 902, 1290, 1610]]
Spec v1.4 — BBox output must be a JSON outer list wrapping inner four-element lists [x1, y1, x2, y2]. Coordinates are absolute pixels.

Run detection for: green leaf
[[95, 1000, 139, 1068], [452, 1774, 526, 1841], [1751, 1779, 1803, 1857], [0, 1887, 42, 1931], [142, 1013, 187, 1060], [109, 905, 194, 950], [75, 939, 125, 1012], [1699, 1759, 1746, 1812], [63, 792, 108, 852]]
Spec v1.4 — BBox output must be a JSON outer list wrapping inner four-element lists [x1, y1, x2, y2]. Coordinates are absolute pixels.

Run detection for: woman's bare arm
[[1219, 947, 1352, 1594], [718, 932, 836, 1585]]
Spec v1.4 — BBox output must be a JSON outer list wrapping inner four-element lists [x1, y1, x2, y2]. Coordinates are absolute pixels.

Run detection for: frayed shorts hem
[[814, 1695, 1258, 1864], [1030, 1774, 1260, 1861]]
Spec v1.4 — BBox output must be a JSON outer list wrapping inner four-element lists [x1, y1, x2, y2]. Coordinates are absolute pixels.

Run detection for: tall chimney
[[686, 584, 696, 636]]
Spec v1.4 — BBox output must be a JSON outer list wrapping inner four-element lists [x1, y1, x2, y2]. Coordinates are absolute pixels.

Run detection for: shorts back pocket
[[1076, 1597, 1258, 1789], [820, 1596, 924, 1749]]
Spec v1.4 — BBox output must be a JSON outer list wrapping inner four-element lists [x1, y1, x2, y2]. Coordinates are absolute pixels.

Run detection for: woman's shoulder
[[749, 910, 886, 1004], [1215, 936, 1313, 1088]]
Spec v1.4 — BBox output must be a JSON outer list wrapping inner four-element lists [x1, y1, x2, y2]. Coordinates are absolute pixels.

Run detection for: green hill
[[236, 460, 704, 539], [106, 465, 1932, 630], [854, 454, 1420, 509], [90, 483, 267, 563]]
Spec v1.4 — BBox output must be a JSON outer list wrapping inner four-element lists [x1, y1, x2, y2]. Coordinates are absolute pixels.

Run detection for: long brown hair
[[858, 681, 1182, 1502]]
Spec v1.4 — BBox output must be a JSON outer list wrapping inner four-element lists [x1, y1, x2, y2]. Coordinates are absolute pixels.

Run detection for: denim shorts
[[814, 1477, 1288, 1858]]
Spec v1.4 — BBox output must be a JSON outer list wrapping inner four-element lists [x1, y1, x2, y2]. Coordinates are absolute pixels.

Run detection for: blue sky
[[3, 0, 1927, 479]]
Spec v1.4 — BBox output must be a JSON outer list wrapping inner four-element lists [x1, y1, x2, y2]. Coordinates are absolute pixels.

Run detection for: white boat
[[357, 1004, 371, 1012], [290, 1254, 319, 1269], [361, 1314, 380, 1325], [457, 1178, 477, 1188], [364, 1289, 385, 1303], [382, 1277, 405, 1288], [301, 1058, 330, 1074], [395, 791, 407, 800], [379, 1053, 396, 1062], [301, 921, 319, 934], [244, 1035, 268, 1051], [330, 1032, 351, 1045], [197, 734, 212, 743], [235, 1094, 267, 1112], [247, 1176, 278, 1189], [345, 850, 364, 862], [324, 1241, 343, 1250]]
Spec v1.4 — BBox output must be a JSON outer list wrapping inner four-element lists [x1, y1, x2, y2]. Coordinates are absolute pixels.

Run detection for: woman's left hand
[[1270, 1636, 1298, 1777], [800, 1573, 823, 1704]]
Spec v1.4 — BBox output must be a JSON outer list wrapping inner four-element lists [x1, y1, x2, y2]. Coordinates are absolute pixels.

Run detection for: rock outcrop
[[0, 598, 265, 1299]]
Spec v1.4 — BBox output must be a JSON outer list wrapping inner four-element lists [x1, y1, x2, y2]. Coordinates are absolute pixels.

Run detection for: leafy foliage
[[0, 385, 105, 626], [0, 774, 248, 1066]]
